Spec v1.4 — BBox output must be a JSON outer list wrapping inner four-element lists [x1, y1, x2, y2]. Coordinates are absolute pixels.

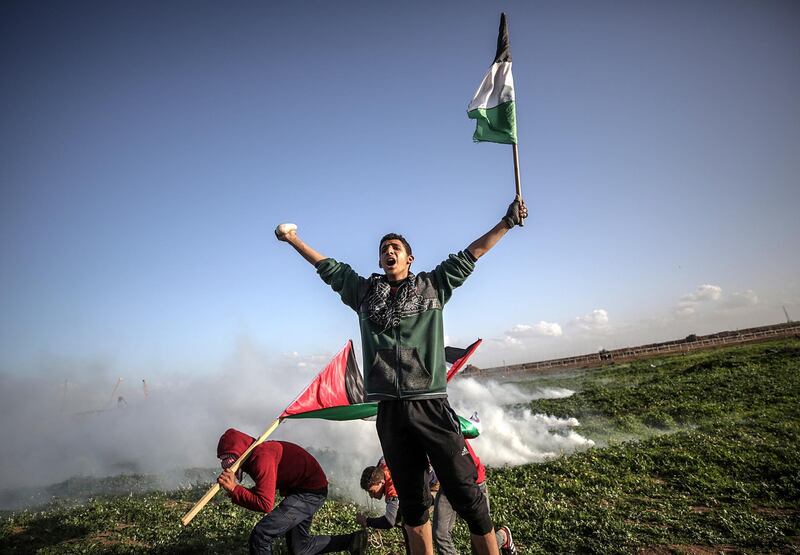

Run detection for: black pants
[[249, 492, 355, 555], [376, 398, 493, 536]]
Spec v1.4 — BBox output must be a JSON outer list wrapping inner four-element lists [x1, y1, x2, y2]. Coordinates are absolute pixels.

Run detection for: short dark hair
[[360, 466, 384, 490], [379, 233, 412, 257]]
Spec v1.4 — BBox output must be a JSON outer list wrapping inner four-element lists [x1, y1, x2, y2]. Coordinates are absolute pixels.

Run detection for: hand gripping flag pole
[[181, 417, 283, 526], [467, 13, 524, 225], [513, 142, 523, 207]]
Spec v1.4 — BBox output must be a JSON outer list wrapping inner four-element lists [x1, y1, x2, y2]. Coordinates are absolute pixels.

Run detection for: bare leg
[[470, 529, 500, 555], [405, 522, 434, 555]]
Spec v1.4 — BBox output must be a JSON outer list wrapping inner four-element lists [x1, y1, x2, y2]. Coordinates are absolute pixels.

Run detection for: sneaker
[[499, 526, 517, 555], [348, 530, 368, 555]]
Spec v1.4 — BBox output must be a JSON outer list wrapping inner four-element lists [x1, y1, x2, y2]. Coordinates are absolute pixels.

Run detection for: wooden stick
[[181, 417, 284, 526], [512, 143, 524, 227], [180, 482, 221, 527]]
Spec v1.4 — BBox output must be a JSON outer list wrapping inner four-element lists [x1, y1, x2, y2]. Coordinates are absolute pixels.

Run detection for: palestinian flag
[[281, 339, 483, 438], [467, 13, 517, 145], [446, 339, 482, 382], [279, 340, 372, 421], [445, 339, 483, 438]]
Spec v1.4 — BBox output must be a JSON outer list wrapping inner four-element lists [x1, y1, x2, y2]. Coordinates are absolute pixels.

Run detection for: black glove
[[503, 197, 523, 228]]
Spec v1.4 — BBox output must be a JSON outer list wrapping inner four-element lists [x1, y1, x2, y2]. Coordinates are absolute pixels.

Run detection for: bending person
[[357, 459, 401, 532], [358, 458, 437, 554], [216, 428, 367, 555]]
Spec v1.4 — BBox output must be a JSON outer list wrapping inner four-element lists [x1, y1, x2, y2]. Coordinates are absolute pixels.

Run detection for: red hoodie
[[217, 428, 328, 513], [376, 458, 398, 498]]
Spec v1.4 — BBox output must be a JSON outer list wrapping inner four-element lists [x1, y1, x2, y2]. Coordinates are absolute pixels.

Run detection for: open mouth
[[385, 257, 396, 267]]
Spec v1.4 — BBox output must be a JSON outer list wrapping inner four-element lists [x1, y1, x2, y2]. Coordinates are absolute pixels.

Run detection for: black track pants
[[376, 398, 493, 535]]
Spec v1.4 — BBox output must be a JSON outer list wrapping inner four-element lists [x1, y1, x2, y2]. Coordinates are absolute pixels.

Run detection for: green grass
[[2, 339, 798, 553]]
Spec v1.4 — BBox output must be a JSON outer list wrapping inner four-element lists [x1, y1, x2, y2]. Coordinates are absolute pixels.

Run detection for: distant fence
[[464, 322, 800, 378]]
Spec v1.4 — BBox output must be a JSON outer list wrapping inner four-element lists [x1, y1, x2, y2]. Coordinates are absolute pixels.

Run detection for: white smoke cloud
[[446, 378, 594, 467], [0, 338, 598, 509], [0, 338, 382, 509]]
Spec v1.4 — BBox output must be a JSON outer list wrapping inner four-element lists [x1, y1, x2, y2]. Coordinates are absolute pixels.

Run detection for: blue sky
[[2, 0, 799, 379]]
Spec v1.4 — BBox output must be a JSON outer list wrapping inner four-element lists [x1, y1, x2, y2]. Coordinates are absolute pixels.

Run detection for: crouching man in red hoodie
[[217, 428, 367, 555]]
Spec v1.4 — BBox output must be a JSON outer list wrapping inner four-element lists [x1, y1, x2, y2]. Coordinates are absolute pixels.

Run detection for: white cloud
[[675, 284, 759, 318], [674, 304, 696, 317], [675, 284, 723, 317], [682, 284, 723, 303], [484, 312, 609, 364], [571, 309, 610, 331], [282, 350, 330, 369], [721, 290, 758, 310], [507, 321, 563, 338], [502, 336, 522, 346], [476, 280, 770, 368]]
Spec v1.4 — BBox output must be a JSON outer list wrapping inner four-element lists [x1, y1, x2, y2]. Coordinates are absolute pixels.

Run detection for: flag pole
[[181, 417, 284, 526], [512, 143, 524, 226]]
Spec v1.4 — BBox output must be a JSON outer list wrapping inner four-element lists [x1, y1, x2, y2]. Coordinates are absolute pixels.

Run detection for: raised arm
[[466, 196, 527, 259], [275, 223, 326, 266]]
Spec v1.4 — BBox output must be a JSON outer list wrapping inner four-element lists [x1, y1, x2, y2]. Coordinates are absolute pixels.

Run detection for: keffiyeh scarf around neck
[[366, 273, 421, 331]]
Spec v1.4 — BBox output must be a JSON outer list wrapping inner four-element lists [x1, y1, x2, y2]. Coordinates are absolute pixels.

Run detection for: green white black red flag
[[281, 339, 483, 437], [467, 13, 517, 145]]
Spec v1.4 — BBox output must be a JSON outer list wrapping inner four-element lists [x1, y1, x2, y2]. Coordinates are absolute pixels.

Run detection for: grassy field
[[1, 338, 798, 554]]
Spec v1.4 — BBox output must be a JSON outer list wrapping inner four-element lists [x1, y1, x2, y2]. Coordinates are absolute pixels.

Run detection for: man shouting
[[276, 196, 526, 555]]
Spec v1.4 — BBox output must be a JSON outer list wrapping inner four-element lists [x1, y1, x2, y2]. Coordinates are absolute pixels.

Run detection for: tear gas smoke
[[446, 377, 594, 466], [0, 340, 593, 510]]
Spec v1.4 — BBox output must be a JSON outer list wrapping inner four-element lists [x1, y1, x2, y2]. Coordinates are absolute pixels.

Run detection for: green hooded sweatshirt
[[316, 250, 475, 401]]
